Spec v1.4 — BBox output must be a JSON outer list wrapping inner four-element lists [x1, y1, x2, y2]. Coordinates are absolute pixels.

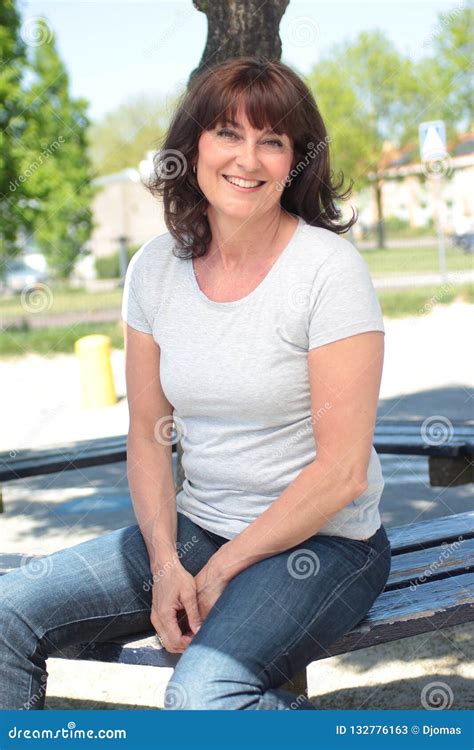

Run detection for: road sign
[[419, 120, 447, 162]]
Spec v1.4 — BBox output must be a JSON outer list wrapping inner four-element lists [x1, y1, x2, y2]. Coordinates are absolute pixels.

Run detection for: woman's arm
[[124, 324, 178, 574], [209, 330, 384, 582]]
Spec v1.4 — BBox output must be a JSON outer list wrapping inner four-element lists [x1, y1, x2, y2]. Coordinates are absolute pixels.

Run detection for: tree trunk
[[189, 0, 289, 84], [374, 179, 385, 249]]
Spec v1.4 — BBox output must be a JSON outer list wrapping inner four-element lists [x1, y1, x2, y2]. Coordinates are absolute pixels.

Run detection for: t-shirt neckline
[[188, 214, 303, 308]]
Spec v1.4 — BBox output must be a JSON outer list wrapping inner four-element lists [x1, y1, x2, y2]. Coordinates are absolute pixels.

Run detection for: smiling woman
[[0, 56, 390, 714], [147, 56, 357, 261]]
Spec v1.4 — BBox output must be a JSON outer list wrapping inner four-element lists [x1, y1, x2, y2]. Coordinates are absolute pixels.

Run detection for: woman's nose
[[235, 141, 262, 172]]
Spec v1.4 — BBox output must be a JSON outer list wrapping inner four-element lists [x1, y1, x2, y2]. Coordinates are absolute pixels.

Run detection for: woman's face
[[195, 107, 294, 221]]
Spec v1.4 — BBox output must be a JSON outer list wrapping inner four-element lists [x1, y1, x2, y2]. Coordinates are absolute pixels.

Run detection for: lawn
[[0, 283, 472, 358]]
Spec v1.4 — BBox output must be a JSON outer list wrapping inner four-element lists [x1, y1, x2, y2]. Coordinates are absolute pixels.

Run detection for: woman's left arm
[[202, 330, 384, 592]]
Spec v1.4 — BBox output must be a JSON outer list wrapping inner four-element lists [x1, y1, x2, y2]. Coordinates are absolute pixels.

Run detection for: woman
[[0, 57, 391, 711]]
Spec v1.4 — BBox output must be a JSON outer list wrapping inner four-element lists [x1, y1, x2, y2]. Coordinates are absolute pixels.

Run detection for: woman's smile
[[222, 174, 267, 192]]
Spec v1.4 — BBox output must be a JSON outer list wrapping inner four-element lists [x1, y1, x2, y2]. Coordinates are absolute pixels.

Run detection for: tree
[[419, 6, 473, 134], [88, 93, 175, 176], [0, 0, 28, 261], [189, 0, 289, 82], [19, 19, 95, 278], [307, 30, 423, 248]]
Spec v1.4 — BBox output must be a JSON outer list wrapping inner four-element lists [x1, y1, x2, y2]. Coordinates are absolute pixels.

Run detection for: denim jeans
[[0, 512, 391, 710]]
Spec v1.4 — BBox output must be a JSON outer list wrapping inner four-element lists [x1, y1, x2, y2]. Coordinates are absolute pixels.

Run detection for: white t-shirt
[[121, 215, 386, 541]]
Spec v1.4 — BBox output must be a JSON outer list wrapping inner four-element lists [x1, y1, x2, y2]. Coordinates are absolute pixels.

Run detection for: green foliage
[[305, 15, 472, 197], [0, 320, 124, 357], [19, 19, 96, 279], [0, 0, 28, 258], [88, 92, 182, 175], [95, 245, 139, 279], [0, 7, 95, 279]]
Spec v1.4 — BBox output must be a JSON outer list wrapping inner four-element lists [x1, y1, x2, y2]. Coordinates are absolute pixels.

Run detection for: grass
[[0, 287, 122, 319], [0, 244, 472, 321], [361, 244, 473, 276], [0, 321, 124, 358], [0, 283, 472, 358]]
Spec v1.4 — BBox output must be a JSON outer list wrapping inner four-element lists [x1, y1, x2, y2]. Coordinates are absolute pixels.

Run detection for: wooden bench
[[1, 511, 473, 701], [1, 418, 473, 507], [1, 418, 473, 700]]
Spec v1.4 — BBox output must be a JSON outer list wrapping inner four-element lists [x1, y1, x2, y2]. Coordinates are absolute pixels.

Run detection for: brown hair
[[147, 56, 357, 259]]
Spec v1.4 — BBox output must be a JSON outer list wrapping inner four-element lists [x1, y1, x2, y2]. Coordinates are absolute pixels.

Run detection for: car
[[452, 231, 474, 253], [0, 260, 49, 295]]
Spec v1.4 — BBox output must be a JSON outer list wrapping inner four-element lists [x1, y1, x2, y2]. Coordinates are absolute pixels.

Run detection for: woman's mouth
[[223, 175, 266, 192]]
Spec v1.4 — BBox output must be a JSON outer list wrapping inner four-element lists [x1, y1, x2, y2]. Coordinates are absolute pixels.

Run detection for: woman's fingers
[[152, 607, 189, 653], [180, 590, 202, 635]]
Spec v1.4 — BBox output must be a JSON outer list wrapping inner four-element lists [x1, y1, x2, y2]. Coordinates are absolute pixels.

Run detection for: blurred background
[[0, 0, 472, 710]]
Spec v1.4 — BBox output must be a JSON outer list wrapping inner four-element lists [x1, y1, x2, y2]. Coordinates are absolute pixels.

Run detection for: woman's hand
[[150, 562, 202, 654], [194, 558, 230, 621]]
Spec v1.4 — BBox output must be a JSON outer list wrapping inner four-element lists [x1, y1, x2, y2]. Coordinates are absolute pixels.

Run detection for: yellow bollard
[[74, 334, 117, 409]]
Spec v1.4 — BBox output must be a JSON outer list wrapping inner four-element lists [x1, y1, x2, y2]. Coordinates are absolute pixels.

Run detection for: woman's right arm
[[124, 323, 178, 571], [123, 324, 201, 651]]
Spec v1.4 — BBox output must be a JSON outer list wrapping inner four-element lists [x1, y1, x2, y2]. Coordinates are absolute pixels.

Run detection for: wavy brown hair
[[147, 56, 357, 259]]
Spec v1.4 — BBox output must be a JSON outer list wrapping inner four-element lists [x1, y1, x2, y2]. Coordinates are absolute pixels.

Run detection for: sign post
[[418, 120, 448, 284]]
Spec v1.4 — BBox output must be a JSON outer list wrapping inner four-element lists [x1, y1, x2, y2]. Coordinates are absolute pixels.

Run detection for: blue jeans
[[0, 513, 391, 710]]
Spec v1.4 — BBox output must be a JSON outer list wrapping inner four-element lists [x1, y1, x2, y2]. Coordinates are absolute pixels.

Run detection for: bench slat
[[1, 420, 473, 483], [386, 510, 474, 554], [51, 572, 474, 667], [320, 571, 474, 659], [2, 514, 473, 577], [385, 537, 474, 589]]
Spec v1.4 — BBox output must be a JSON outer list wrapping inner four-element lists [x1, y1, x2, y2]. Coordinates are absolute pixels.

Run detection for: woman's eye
[[217, 129, 237, 139], [216, 130, 283, 147]]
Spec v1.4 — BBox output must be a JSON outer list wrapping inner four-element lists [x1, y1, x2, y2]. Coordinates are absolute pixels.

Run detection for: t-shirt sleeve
[[307, 239, 384, 350], [121, 249, 153, 334]]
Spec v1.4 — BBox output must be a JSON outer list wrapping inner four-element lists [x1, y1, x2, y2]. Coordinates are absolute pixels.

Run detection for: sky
[[21, 0, 461, 123]]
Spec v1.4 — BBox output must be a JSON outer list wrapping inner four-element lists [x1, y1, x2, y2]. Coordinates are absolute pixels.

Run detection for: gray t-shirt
[[121, 215, 386, 541]]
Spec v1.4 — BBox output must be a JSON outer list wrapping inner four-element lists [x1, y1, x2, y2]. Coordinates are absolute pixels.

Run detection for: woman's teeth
[[224, 175, 264, 188]]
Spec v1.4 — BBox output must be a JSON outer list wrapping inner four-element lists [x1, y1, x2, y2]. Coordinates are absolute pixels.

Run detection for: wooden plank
[[318, 572, 474, 659], [0, 436, 176, 483], [52, 573, 474, 667], [387, 511, 474, 554], [375, 437, 467, 457], [1, 419, 472, 483], [385, 537, 474, 589], [375, 419, 474, 435]]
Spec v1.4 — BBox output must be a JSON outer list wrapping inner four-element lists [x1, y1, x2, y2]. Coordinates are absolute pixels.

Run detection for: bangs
[[198, 75, 299, 140]]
